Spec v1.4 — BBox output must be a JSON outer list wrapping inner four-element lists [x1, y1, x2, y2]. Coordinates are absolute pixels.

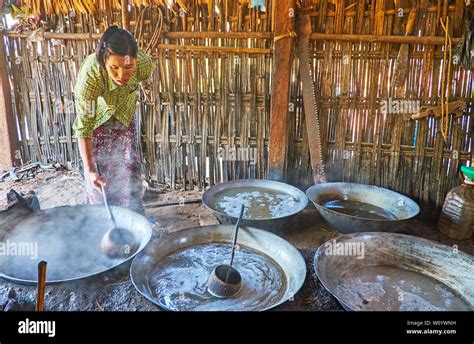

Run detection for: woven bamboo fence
[[2, 0, 273, 192], [1, 0, 472, 210], [287, 0, 473, 211]]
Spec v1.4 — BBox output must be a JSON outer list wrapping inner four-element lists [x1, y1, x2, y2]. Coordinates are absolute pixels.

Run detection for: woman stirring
[[74, 26, 154, 215]]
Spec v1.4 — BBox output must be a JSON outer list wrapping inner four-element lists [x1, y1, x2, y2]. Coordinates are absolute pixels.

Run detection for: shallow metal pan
[[203, 179, 308, 232], [306, 182, 420, 233], [0, 205, 152, 284], [131, 225, 306, 311], [314, 232, 473, 311]]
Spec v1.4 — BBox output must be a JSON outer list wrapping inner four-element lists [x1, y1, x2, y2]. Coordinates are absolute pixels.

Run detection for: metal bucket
[[202, 179, 308, 232], [314, 232, 474, 311], [306, 182, 420, 233]]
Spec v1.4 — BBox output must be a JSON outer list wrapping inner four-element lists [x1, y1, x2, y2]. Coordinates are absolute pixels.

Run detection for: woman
[[73, 26, 154, 215]]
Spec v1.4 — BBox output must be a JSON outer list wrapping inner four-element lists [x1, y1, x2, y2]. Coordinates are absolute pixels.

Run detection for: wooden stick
[[2, 30, 459, 45], [36, 261, 47, 312], [155, 44, 270, 55], [304, 4, 459, 18], [163, 31, 272, 39], [2, 31, 272, 40], [310, 32, 460, 45], [144, 198, 202, 209], [121, 0, 130, 30]]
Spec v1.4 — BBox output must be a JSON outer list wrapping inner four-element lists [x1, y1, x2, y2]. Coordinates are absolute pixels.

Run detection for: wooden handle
[[36, 261, 47, 312], [229, 205, 245, 267], [411, 100, 467, 120]]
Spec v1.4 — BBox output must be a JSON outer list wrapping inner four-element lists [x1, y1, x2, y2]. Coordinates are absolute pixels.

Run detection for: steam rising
[[0, 205, 148, 282]]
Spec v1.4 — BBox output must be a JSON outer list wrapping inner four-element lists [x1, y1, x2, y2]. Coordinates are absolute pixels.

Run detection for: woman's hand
[[86, 169, 107, 192], [78, 138, 106, 192]]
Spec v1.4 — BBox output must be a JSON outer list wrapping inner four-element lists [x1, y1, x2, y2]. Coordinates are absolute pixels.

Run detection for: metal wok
[[202, 179, 308, 232], [314, 232, 474, 311], [306, 182, 420, 233], [130, 225, 307, 311], [0, 205, 152, 284]]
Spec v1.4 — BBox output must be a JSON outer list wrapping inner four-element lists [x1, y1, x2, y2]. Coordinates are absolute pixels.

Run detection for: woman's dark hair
[[95, 25, 138, 69]]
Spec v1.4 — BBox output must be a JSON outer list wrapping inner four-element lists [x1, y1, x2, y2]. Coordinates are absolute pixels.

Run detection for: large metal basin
[[314, 232, 473, 311], [202, 179, 308, 232], [0, 205, 152, 284], [306, 182, 420, 233], [131, 225, 306, 311]]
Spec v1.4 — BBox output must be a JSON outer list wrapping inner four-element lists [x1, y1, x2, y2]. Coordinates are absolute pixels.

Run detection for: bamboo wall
[[2, 1, 273, 192], [288, 0, 473, 211], [1, 0, 473, 210]]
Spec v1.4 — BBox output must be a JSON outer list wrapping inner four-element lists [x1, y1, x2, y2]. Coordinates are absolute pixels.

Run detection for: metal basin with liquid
[[130, 225, 306, 311], [0, 205, 152, 284], [314, 232, 473, 311], [306, 182, 420, 233], [202, 179, 308, 232]]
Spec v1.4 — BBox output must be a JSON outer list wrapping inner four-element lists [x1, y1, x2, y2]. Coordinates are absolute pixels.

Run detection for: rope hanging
[[440, 17, 453, 142], [135, 5, 164, 105], [135, 5, 163, 54]]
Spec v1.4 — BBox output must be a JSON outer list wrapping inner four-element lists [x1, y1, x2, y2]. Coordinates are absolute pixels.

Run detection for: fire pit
[[130, 224, 306, 311]]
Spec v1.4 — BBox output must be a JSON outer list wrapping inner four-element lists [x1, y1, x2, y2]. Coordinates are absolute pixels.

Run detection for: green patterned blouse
[[73, 50, 154, 139]]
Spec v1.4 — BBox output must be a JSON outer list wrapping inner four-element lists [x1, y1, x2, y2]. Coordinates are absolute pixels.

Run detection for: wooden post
[[121, 0, 130, 31], [268, 0, 296, 181], [0, 3, 19, 170]]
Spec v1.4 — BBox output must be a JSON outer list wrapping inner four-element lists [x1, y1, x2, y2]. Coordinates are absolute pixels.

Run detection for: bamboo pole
[[303, 3, 460, 17], [2, 31, 272, 40], [121, 0, 130, 30], [155, 44, 270, 54], [163, 31, 272, 39], [310, 32, 460, 45], [3, 30, 459, 45]]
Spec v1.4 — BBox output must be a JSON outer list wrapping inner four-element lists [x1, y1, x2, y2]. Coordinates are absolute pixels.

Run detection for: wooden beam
[[310, 32, 460, 45], [121, 0, 130, 31], [0, 4, 19, 170], [154, 44, 270, 54], [2, 31, 273, 40], [2, 30, 461, 45], [163, 31, 272, 39], [268, 0, 296, 181]]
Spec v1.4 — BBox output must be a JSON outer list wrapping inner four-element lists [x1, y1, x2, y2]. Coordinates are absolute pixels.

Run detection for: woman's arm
[[78, 138, 95, 172], [73, 55, 108, 192], [78, 138, 106, 191]]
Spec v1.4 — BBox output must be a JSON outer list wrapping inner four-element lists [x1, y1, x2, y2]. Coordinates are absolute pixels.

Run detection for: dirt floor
[[0, 169, 472, 311]]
